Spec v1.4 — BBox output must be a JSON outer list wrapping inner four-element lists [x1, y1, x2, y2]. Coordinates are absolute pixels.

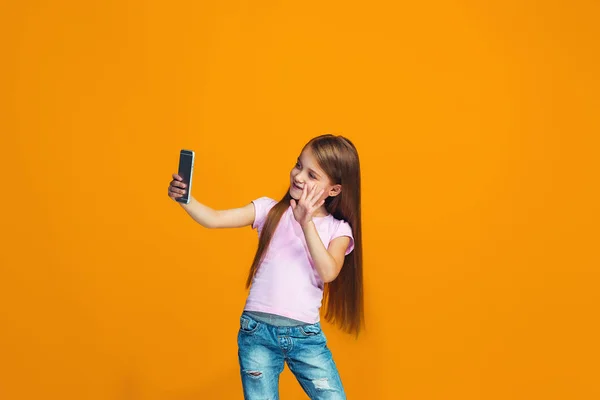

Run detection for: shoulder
[[252, 196, 278, 208], [327, 216, 354, 255], [329, 216, 353, 235], [251, 197, 279, 230]]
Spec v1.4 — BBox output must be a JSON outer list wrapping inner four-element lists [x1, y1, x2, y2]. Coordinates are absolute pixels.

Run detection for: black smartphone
[[176, 149, 195, 204]]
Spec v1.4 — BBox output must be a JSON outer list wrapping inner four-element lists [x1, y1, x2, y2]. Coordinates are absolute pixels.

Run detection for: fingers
[[314, 189, 325, 208], [169, 173, 187, 199], [304, 184, 316, 203], [170, 173, 187, 189], [306, 186, 324, 207], [309, 184, 317, 199], [171, 179, 186, 189], [168, 185, 186, 198], [171, 181, 186, 190], [298, 184, 325, 211], [169, 185, 186, 195]]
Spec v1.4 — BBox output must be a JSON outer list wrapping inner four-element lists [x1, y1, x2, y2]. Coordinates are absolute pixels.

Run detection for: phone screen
[[177, 150, 194, 204]]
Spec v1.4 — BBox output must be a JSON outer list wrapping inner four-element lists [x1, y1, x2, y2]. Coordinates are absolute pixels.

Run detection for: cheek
[[321, 185, 333, 198], [311, 184, 326, 198]]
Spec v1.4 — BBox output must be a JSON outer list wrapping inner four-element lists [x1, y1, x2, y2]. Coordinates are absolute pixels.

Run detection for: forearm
[[302, 221, 338, 283], [179, 197, 219, 228]]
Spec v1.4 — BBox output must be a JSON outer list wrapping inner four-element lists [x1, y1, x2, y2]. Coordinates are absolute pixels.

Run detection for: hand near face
[[290, 184, 326, 227]]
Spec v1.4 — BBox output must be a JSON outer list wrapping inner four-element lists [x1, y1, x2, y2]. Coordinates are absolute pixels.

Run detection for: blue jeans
[[237, 312, 346, 399]]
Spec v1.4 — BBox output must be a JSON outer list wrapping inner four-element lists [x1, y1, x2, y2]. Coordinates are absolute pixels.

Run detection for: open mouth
[[292, 183, 303, 190]]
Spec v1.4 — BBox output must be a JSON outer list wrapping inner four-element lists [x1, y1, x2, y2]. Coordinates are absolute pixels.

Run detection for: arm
[[169, 174, 255, 229], [180, 197, 255, 229], [301, 221, 350, 283]]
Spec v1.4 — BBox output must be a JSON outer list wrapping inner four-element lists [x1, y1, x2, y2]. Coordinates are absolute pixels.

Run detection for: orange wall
[[1, 1, 598, 399]]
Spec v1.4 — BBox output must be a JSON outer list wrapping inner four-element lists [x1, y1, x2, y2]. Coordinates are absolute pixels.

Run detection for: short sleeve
[[251, 197, 278, 233], [331, 220, 355, 256]]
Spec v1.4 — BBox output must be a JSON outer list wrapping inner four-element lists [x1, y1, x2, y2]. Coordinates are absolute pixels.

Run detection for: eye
[[295, 161, 301, 168], [309, 173, 316, 179]]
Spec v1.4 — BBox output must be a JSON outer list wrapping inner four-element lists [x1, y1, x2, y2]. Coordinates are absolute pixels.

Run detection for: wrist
[[179, 196, 195, 208], [301, 219, 315, 230]]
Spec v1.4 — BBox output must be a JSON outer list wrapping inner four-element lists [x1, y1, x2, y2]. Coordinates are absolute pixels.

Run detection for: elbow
[[319, 260, 342, 283], [204, 219, 219, 229], [321, 269, 340, 284], [192, 217, 217, 229], [203, 211, 222, 229]]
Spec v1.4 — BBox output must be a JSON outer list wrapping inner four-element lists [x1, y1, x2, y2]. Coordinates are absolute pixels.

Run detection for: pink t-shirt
[[243, 197, 355, 324]]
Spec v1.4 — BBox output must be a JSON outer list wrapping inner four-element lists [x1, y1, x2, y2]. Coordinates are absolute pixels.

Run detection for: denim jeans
[[237, 312, 346, 399]]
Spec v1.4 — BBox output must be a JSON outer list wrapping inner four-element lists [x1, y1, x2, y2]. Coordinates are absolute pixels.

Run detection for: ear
[[328, 184, 342, 197]]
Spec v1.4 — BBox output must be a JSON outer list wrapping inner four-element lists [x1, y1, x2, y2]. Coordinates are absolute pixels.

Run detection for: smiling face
[[289, 147, 342, 212]]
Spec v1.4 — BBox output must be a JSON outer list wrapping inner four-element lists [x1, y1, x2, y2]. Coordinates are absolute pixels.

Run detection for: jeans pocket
[[239, 314, 260, 334], [299, 323, 322, 337]]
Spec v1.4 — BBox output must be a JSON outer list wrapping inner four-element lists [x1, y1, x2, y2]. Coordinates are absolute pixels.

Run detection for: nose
[[295, 172, 307, 184], [292, 171, 304, 183]]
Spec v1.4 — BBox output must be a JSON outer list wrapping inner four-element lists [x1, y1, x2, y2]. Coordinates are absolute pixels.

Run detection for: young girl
[[168, 134, 363, 400]]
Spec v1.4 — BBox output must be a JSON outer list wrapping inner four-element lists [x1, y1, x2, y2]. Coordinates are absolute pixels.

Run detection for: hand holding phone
[[168, 173, 187, 202], [169, 149, 194, 204]]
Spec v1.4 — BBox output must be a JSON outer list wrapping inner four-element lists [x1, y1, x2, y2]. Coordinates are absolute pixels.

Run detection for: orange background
[[1, 1, 599, 399]]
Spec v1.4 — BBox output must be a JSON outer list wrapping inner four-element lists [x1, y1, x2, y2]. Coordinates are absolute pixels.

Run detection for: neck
[[313, 207, 330, 218]]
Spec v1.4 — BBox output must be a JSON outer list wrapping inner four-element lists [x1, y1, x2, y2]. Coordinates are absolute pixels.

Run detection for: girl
[[168, 134, 363, 399]]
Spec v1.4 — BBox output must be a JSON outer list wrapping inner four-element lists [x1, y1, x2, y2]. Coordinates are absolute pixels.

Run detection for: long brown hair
[[245, 134, 364, 336]]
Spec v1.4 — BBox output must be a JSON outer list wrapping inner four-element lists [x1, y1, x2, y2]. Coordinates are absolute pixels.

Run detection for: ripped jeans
[[237, 312, 346, 400]]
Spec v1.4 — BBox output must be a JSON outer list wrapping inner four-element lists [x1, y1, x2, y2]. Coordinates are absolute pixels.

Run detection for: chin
[[289, 187, 300, 200]]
